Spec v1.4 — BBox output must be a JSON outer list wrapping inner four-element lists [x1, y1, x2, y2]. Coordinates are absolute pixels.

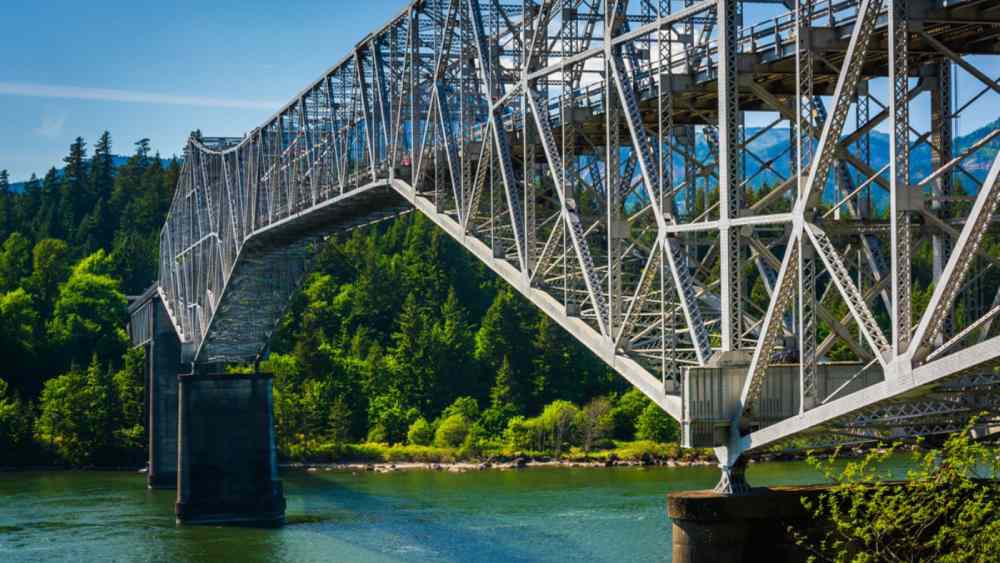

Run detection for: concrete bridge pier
[[668, 485, 825, 563], [175, 372, 285, 526], [146, 295, 180, 489]]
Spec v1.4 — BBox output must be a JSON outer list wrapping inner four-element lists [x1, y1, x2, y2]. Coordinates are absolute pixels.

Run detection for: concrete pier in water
[[175, 372, 285, 526], [668, 486, 827, 563], [146, 294, 180, 490]]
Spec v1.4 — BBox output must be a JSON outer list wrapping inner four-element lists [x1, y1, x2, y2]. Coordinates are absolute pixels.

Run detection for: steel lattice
[[148, 0, 1000, 490]]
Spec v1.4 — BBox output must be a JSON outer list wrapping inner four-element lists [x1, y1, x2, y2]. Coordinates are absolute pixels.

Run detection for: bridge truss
[[150, 0, 1000, 491]]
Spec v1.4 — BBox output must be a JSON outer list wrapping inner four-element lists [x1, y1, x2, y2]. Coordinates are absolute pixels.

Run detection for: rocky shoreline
[[282, 455, 718, 474], [0, 448, 883, 474]]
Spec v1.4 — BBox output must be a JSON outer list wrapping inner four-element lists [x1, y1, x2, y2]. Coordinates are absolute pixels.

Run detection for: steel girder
[[155, 0, 1000, 490]]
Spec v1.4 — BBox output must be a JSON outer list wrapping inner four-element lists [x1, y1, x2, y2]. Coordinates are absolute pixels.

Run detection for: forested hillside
[[0, 132, 678, 467], [0, 133, 177, 466]]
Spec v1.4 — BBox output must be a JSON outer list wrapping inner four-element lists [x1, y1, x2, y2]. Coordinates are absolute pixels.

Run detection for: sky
[[1, 0, 997, 182], [0, 0, 404, 181]]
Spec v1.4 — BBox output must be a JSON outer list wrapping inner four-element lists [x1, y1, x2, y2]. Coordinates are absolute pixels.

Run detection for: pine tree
[[17, 174, 42, 231], [59, 137, 89, 242], [36, 168, 63, 240], [531, 315, 573, 409], [90, 132, 114, 202], [90, 197, 112, 252], [480, 356, 519, 435], [432, 288, 477, 399], [474, 288, 535, 411], [134, 138, 151, 169], [389, 293, 438, 415]]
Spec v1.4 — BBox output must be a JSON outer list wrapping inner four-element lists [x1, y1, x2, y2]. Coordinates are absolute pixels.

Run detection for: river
[[0, 460, 865, 562]]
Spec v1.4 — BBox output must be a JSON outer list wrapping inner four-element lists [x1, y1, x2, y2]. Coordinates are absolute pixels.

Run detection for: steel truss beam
[[149, 0, 1000, 495]]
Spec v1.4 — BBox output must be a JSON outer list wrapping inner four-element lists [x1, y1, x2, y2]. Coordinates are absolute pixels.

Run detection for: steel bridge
[[143, 0, 1000, 492]]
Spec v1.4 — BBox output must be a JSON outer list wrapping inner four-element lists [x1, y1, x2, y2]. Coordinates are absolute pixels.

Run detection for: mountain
[[676, 116, 1000, 211], [8, 155, 173, 192], [13, 117, 996, 206]]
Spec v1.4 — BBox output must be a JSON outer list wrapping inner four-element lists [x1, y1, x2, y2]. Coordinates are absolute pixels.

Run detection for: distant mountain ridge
[[8, 155, 173, 192], [10, 117, 998, 201], [736, 116, 999, 199]]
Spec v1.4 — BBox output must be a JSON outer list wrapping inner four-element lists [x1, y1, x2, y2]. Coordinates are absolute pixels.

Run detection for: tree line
[[0, 133, 174, 466]]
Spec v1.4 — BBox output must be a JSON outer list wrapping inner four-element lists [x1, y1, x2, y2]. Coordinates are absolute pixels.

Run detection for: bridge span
[[129, 0, 1000, 525]]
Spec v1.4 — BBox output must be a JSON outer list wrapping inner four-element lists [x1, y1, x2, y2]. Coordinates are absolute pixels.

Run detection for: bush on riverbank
[[792, 420, 1000, 561], [279, 438, 710, 465]]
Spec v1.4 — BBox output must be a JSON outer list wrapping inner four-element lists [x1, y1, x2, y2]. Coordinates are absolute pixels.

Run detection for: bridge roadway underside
[[197, 185, 410, 362]]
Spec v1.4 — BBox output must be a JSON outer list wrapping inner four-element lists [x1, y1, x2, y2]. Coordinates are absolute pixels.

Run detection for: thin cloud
[[34, 113, 66, 139], [0, 82, 280, 110]]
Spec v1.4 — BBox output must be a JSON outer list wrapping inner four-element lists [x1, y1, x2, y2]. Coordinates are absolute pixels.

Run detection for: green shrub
[[460, 422, 492, 457], [434, 414, 470, 448], [794, 422, 1000, 561], [609, 388, 648, 440], [367, 396, 416, 445], [576, 396, 613, 452], [635, 403, 678, 443], [379, 444, 457, 463], [366, 424, 388, 444], [441, 396, 479, 421], [343, 442, 385, 461], [480, 402, 518, 436], [504, 415, 538, 451], [0, 378, 34, 457], [613, 440, 679, 461], [407, 417, 434, 446], [538, 400, 580, 454]]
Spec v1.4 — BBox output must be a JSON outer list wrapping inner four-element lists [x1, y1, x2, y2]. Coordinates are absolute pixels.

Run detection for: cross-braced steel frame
[[152, 0, 1000, 493]]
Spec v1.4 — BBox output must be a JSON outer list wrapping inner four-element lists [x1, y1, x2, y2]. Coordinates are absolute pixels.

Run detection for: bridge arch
[[137, 0, 1000, 492]]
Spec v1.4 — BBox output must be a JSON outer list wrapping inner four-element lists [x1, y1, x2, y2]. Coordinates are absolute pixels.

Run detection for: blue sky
[[0, 0, 404, 180], [1, 0, 997, 181]]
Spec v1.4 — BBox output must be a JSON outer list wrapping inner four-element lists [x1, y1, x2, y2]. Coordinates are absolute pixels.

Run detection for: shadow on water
[[284, 468, 598, 562], [276, 460, 824, 562]]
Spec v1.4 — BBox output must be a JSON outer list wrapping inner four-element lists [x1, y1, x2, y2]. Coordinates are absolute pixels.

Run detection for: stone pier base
[[175, 373, 285, 526], [668, 486, 828, 563]]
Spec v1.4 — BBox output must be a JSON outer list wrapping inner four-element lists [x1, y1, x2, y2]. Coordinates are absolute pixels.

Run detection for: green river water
[[0, 460, 894, 562]]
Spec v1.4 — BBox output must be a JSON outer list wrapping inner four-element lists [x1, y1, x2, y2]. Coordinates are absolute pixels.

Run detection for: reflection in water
[[0, 458, 910, 562]]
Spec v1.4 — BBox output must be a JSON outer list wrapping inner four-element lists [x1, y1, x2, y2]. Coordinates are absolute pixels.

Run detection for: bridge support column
[[175, 372, 285, 526], [147, 295, 180, 489], [668, 485, 826, 563]]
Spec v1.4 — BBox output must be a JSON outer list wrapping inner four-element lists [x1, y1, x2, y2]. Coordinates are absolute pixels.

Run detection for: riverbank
[[277, 442, 839, 473], [282, 456, 717, 474], [0, 442, 873, 473], [1, 442, 910, 474], [277, 439, 724, 470], [0, 441, 713, 472]]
